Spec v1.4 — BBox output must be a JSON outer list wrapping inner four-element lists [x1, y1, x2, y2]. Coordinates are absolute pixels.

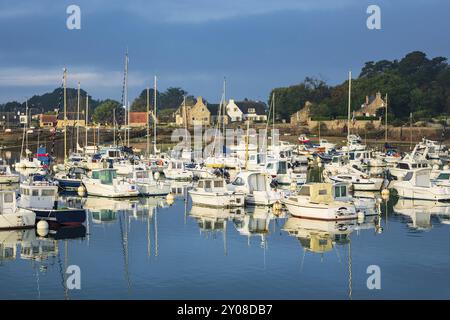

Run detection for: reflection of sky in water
[[1, 191, 450, 300]]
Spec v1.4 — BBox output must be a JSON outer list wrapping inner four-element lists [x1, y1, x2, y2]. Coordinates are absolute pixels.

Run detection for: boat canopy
[[309, 183, 334, 204]]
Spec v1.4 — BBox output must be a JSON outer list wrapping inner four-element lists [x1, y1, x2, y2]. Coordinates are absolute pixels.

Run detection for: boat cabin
[[394, 160, 429, 171], [20, 176, 58, 210], [195, 179, 227, 192], [90, 169, 118, 185], [293, 183, 351, 204]]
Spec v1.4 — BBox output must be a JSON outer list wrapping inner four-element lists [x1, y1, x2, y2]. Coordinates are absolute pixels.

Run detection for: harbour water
[[1, 178, 450, 299]]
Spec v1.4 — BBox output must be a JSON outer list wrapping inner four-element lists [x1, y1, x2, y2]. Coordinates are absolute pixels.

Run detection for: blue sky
[[0, 0, 448, 104]]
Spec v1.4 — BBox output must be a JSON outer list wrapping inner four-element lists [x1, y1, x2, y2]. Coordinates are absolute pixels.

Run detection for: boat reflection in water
[[393, 198, 450, 230], [82, 196, 139, 224], [283, 217, 355, 254], [190, 205, 242, 255], [232, 206, 275, 247]]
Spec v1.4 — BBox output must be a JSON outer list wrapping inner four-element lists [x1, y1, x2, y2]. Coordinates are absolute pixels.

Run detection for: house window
[[234, 108, 237, 112], [248, 108, 255, 113]]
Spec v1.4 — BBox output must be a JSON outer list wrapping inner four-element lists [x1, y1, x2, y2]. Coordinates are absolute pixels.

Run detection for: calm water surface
[[0, 150, 449, 299]]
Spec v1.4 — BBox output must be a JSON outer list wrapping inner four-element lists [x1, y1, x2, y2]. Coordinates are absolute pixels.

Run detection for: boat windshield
[[437, 173, 450, 180], [213, 180, 224, 188], [334, 185, 347, 198], [232, 177, 245, 186], [277, 161, 287, 174], [95, 170, 116, 185], [403, 172, 413, 181], [136, 171, 149, 179]]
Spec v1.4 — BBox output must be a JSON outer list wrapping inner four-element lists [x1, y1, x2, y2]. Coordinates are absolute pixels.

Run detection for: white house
[[225, 99, 244, 122]]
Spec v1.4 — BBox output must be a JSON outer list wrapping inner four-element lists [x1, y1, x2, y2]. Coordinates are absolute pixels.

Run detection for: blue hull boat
[[34, 208, 86, 226]]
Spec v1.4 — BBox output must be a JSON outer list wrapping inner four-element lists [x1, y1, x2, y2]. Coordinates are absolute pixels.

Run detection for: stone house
[[356, 92, 386, 117], [290, 101, 312, 125], [174, 96, 210, 127]]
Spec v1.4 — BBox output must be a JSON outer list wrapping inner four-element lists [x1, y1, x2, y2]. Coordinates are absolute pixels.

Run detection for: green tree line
[[269, 51, 450, 123]]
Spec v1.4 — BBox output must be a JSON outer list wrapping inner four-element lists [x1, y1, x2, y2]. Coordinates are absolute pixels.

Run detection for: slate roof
[[234, 100, 267, 115]]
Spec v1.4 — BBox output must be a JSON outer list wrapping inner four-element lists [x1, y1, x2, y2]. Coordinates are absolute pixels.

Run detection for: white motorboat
[[389, 143, 441, 180], [0, 162, 19, 184], [227, 171, 282, 206], [0, 190, 35, 230], [113, 159, 136, 176], [282, 183, 357, 220], [432, 170, 450, 187], [163, 160, 193, 180], [189, 178, 245, 208], [82, 168, 139, 198], [318, 139, 336, 153], [19, 174, 86, 225], [327, 172, 383, 191], [341, 135, 366, 152], [349, 150, 385, 167], [126, 167, 170, 196], [389, 168, 450, 201], [15, 156, 42, 169], [186, 164, 216, 179], [264, 159, 292, 185]]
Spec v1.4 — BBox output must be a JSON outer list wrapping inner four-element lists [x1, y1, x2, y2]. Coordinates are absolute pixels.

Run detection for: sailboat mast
[[146, 87, 150, 156], [76, 81, 80, 151], [63, 68, 67, 162], [384, 93, 388, 144], [85, 95, 89, 147], [153, 75, 157, 154], [347, 71, 352, 153], [183, 95, 188, 149], [124, 52, 129, 146]]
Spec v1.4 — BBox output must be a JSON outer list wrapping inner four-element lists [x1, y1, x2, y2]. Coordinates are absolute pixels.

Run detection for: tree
[[92, 99, 123, 125]]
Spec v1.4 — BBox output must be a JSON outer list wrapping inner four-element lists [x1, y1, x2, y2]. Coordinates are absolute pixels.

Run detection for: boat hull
[[391, 185, 450, 201], [189, 191, 245, 208], [55, 178, 82, 191], [283, 200, 357, 221], [0, 209, 35, 230], [0, 175, 20, 184], [33, 208, 86, 226]]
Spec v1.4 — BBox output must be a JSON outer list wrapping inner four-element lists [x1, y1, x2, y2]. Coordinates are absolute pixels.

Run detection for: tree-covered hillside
[[269, 51, 450, 123]]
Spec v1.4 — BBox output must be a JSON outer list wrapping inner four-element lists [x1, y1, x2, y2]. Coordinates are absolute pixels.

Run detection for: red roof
[[129, 112, 148, 124], [40, 114, 57, 123]]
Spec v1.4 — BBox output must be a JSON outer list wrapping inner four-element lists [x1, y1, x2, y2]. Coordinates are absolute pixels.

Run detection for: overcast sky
[[0, 0, 448, 104]]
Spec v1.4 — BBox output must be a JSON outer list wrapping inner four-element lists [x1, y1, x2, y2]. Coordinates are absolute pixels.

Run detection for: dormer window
[[248, 108, 255, 114]]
